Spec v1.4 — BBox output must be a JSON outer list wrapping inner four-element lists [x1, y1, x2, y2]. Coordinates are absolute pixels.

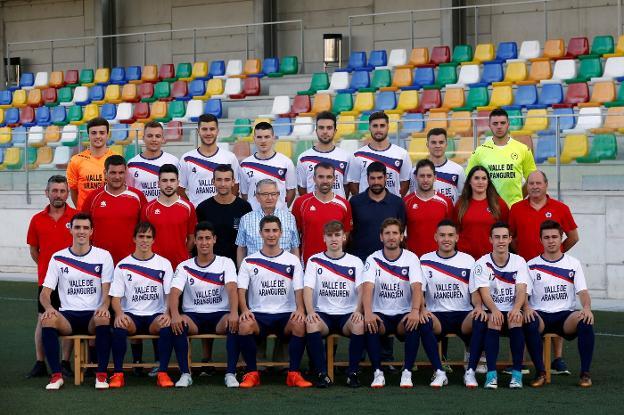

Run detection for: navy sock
[[485, 328, 500, 372], [95, 325, 111, 373], [172, 327, 189, 374], [509, 327, 525, 371], [441, 336, 449, 360], [130, 342, 143, 363], [111, 328, 128, 372], [306, 332, 326, 374], [152, 338, 160, 362], [577, 321, 594, 373], [225, 333, 239, 374], [418, 320, 442, 371], [468, 319, 487, 370], [42, 327, 61, 374], [289, 335, 306, 371], [348, 334, 365, 374], [523, 319, 544, 372], [365, 332, 382, 370], [158, 327, 173, 372], [239, 335, 257, 372], [403, 329, 420, 371]]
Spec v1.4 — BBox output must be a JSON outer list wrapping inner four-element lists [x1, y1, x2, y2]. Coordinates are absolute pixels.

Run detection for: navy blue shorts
[[127, 313, 160, 334], [318, 312, 352, 335], [61, 310, 93, 335], [538, 310, 576, 340], [186, 311, 228, 334], [378, 313, 408, 339], [254, 312, 292, 338], [434, 311, 471, 340]]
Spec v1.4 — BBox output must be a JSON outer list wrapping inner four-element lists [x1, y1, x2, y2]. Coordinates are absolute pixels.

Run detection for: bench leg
[[327, 336, 335, 381], [544, 336, 552, 384], [73, 338, 81, 386]]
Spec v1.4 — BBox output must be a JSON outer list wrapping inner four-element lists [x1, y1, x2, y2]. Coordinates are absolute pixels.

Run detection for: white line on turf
[[0, 296, 36, 302]]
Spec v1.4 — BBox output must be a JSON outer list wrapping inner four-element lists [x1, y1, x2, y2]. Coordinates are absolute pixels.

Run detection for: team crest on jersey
[[412, 203, 418, 209], [65, 223, 70, 229], [310, 206, 316, 211], [401, 269, 408, 275], [95, 266, 101, 273], [474, 265, 482, 276], [461, 270, 467, 277], [339, 162, 345, 169], [394, 160, 400, 167], [348, 269, 354, 276], [219, 274, 224, 282], [155, 209, 161, 215], [278, 169, 284, 176], [511, 152, 518, 160], [545, 212, 552, 218], [100, 201, 107, 208], [452, 175, 457, 181], [286, 266, 292, 273]]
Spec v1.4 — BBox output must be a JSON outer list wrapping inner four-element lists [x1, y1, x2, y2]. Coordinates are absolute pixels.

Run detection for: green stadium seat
[[57, 87, 73, 106], [175, 62, 192, 80], [79, 69, 94, 86], [293, 139, 313, 164], [223, 118, 252, 142], [604, 82, 624, 107], [332, 92, 353, 114], [454, 84, 488, 111], [566, 56, 602, 83], [431, 63, 458, 88], [577, 134, 618, 163], [452, 44, 473, 64], [359, 69, 391, 92], [297, 73, 329, 95], [154, 81, 172, 101], [168, 101, 186, 120], [268, 56, 298, 77], [67, 106, 83, 125], [124, 143, 139, 160], [505, 107, 524, 131], [587, 35, 615, 57]]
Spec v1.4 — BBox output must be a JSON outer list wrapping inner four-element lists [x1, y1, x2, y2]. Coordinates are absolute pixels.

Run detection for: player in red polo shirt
[[292, 162, 352, 264], [26, 175, 77, 379], [404, 159, 453, 257], [142, 163, 197, 269], [82, 155, 147, 264]]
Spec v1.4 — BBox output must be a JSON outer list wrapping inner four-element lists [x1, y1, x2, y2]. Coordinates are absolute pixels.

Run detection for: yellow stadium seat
[[386, 90, 418, 114], [151, 101, 168, 120], [82, 104, 99, 123], [105, 84, 122, 104], [128, 122, 145, 141], [541, 39, 565, 60], [35, 146, 53, 168], [528, 60, 552, 82], [408, 137, 428, 162], [206, 78, 224, 96], [548, 134, 588, 163], [604, 35, 624, 58], [398, 47, 429, 68], [451, 136, 474, 164], [189, 62, 208, 80], [335, 115, 356, 140], [578, 81, 616, 108], [27, 89, 43, 107], [516, 109, 548, 134], [504, 61, 528, 83], [94, 68, 110, 85], [45, 125, 61, 146], [49, 71, 64, 88], [3, 147, 22, 169], [482, 82, 513, 109], [142, 65, 158, 83], [121, 83, 138, 102], [110, 144, 124, 156], [275, 140, 293, 158], [472, 43, 495, 63], [380, 67, 412, 91], [447, 111, 473, 137], [0, 126, 11, 145], [243, 59, 262, 76], [341, 92, 374, 116], [0, 109, 4, 126], [388, 113, 400, 135], [441, 86, 465, 110], [12, 89, 27, 108], [412, 109, 448, 138], [300, 93, 332, 117]]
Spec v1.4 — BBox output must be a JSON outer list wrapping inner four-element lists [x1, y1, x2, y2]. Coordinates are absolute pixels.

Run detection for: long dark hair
[[456, 165, 501, 224]]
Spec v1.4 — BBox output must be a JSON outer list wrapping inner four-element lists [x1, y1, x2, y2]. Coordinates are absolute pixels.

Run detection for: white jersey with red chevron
[[527, 254, 587, 313], [296, 146, 350, 197], [410, 159, 465, 203], [420, 251, 475, 312], [348, 143, 412, 196], [471, 253, 531, 312], [127, 152, 179, 201], [240, 152, 297, 211]]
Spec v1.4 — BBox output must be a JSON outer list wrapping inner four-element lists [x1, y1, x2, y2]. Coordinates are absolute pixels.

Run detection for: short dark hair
[[144, 120, 163, 131], [366, 161, 386, 177], [195, 221, 216, 236], [323, 220, 344, 234], [490, 221, 510, 236], [70, 212, 93, 228], [87, 117, 110, 133], [437, 218, 458, 231], [159, 163, 178, 178], [254, 121, 274, 133], [414, 158, 436, 176], [214, 164, 234, 178], [198, 113, 219, 127], [540, 220, 563, 237], [380, 217, 404, 234], [427, 127, 447, 140], [314, 161, 335, 175], [316, 111, 336, 127], [259, 215, 282, 231], [134, 221, 156, 238], [489, 108, 508, 120], [104, 154, 126, 171], [46, 175, 67, 190], [368, 111, 389, 124]]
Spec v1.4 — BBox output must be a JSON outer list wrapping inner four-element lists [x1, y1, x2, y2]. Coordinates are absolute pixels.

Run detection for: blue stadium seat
[[273, 117, 293, 137], [250, 58, 280, 78], [0, 90, 12, 107], [367, 50, 387, 69], [400, 112, 425, 136], [51, 106, 67, 126], [126, 66, 141, 83], [338, 70, 370, 94], [188, 79, 206, 98], [209, 60, 226, 77], [111, 124, 129, 143], [496, 42, 518, 61], [337, 51, 367, 72], [11, 126, 27, 145], [406, 66, 435, 90], [204, 98, 222, 118], [35, 106, 51, 126], [110, 67, 126, 85], [374, 91, 397, 111], [5, 108, 19, 126], [19, 73, 35, 89], [101, 103, 117, 122], [534, 134, 557, 163], [481, 62, 504, 84], [513, 84, 538, 108], [527, 83, 563, 109], [546, 107, 576, 132], [0, 148, 4, 163], [89, 85, 105, 103]]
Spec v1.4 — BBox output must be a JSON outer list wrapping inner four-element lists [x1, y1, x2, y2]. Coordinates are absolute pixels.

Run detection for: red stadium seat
[[132, 102, 150, 123], [283, 94, 311, 117], [229, 77, 261, 99], [476, 109, 492, 137], [42, 88, 57, 107], [20, 106, 35, 126], [65, 69, 79, 86], [159, 64, 175, 81], [564, 37, 589, 59], [413, 89, 441, 113], [138, 82, 155, 102], [553, 82, 589, 108], [164, 121, 183, 141], [171, 80, 189, 101], [430, 46, 451, 66]]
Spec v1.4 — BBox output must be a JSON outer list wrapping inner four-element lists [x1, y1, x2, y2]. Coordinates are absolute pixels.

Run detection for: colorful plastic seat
[[35, 106, 51, 126], [528, 60, 552, 82], [386, 90, 419, 114], [297, 73, 330, 95], [564, 37, 589, 59], [34, 72, 49, 89], [101, 103, 117, 123], [452, 44, 473, 64], [19, 72, 35, 90], [139, 82, 155, 103], [27, 89, 43, 107], [79, 69, 94, 86], [175, 62, 192, 80], [204, 98, 223, 118], [550, 59, 577, 82], [338, 51, 367, 72], [142, 65, 158, 83], [374, 91, 397, 112], [88, 85, 105, 104], [104, 84, 122, 104], [0, 91, 13, 108], [541, 39, 565, 60], [269, 56, 298, 77], [495, 42, 518, 61], [20, 106, 36, 127], [367, 50, 387, 69], [51, 106, 68, 126], [171, 80, 190, 101], [455, 64, 480, 86], [455, 84, 489, 111], [49, 71, 64, 88], [191, 61, 209, 80], [285, 95, 311, 117], [481, 61, 504, 84], [430, 46, 451, 65], [548, 134, 588, 163], [380, 67, 412, 91], [473, 43, 495, 63], [567, 56, 602, 83], [208, 60, 226, 78], [442, 86, 465, 110], [577, 134, 617, 163], [588, 35, 615, 57], [158, 64, 175, 82], [339, 70, 369, 93], [121, 83, 139, 103], [431, 63, 457, 88], [126, 66, 142, 83], [65, 70, 79, 87], [11, 89, 27, 108], [553, 82, 589, 108], [94, 68, 110, 85], [115, 103, 134, 124], [332, 92, 353, 114], [447, 110, 473, 136], [504, 61, 528, 83], [300, 93, 332, 117], [582, 80, 616, 107], [110, 67, 126, 85], [534, 134, 557, 163], [341, 92, 374, 115], [513, 84, 538, 107], [413, 89, 441, 113], [206, 78, 224, 96], [5, 108, 20, 127]]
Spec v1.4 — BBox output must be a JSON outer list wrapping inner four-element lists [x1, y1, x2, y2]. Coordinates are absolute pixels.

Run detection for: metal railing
[[5, 19, 304, 75]]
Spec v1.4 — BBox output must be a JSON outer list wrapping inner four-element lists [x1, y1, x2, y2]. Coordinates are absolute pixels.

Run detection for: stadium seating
[[110, 67, 126, 85], [338, 51, 367, 72], [504, 61, 528, 83], [455, 64, 480, 86], [441, 86, 465, 110], [452, 44, 473, 64], [225, 60, 243, 77], [380, 67, 412, 91], [549, 134, 588, 163], [126, 66, 141, 83], [190, 61, 209, 80], [331, 93, 353, 114], [481, 61, 504, 84], [142, 65, 158, 83], [176, 62, 192, 80], [496, 41, 518, 61], [94, 68, 110, 85], [414, 89, 441, 113], [319, 71, 349, 94], [563, 37, 589, 59], [402, 47, 429, 67], [386, 90, 418, 114], [342, 92, 374, 116], [301, 93, 331, 116], [430, 46, 451, 65], [298, 73, 330, 95], [49, 71, 64, 88]]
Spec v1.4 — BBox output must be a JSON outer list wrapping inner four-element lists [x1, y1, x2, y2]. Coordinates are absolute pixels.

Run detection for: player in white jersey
[[40, 213, 114, 390], [240, 122, 297, 211], [178, 114, 241, 207], [107, 222, 174, 388], [304, 220, 365, 388], [347, 111, 412, 197], [471, 222, 531, 389], [522, 220, 594, 388], [361, 218, 446, 388], [236, 215, 312, 388], [158, 221, 241, 388], [419, 219, 488, 389], [408, 128, 465, 203], [297, 111, 350, 198], [127, 121, 179, 201]]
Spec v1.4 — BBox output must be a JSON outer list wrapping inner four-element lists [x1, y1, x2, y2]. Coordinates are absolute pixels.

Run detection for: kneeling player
[[523, 220, 594, 388], [471, 222, 530, 389], [164, 221, 240, 388], [304, 220, 365, 388], [237, 215, 312, 388], [419, 219, 488, 389], [40, 213, 114, 390], [362, 218, 446, 388], [109, 222, 174, 388]]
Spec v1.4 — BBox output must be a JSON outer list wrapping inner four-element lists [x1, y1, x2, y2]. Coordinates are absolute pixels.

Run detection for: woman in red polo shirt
[[454, 165, 509, 259]]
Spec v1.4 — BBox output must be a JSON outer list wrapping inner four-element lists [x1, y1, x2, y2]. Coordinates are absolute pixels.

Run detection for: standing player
[[27, 175, 77, 379], [82, 155, 148, 264], [142, 164, 196, 269], [362, 218, 447, 388], [522, 220, 594, 388], [240, 122, 297, 211], [66, 117, 115, 210], [39, 213, 114, 390], [236, 216, 312, 388], [292, 162, 352, 265], [409, 128, 465, 203], [304, 221, 365, 388], [471, 222, 531, 389], [347, 111, 412, 197], [127, 121, 179, 201], [404, 159, 453, 257], [108, 222, 174, 388], [418, 219, 488, 389], [163, 221, 241, 388], [297, 111, 350, 198], [466, 108, 537, 207], [178, 114, 241, 207]]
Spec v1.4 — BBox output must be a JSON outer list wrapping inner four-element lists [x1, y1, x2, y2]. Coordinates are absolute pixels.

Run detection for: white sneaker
[[46, 374, 64, 390], [175, 373, 193, 388], [224, 373, 239, 388], [464, 369, 478, 389], [430, 369, 448, 388], [371, 369, 385, 388], [476, 355, 487, 374], [400, 369, 413, 388], [95, 373, 109, 389], [463, 351, 470, 370]]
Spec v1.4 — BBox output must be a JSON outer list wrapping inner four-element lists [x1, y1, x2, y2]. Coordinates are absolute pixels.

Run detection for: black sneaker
[[346, 372, 361, 388], [133, 361, 145, 377], [315, 373, 332, 388], [198, 358, 216, 377], [26, 361, 48, 378], [61, 360, 73, 378], [551, 358, 571, 376]]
